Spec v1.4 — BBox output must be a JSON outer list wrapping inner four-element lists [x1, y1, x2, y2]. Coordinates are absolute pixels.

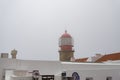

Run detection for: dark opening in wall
[[106, 77, 112, 80], [86, 77, 93, 80]]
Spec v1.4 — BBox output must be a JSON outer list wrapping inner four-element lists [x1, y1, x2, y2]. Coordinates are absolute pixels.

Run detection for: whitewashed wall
[[0, 58, 62, 80], [61, 62, 120, 80], [1, 58, 120, 80], [11, 77, 32, 80], [65, 69, 120, 80]]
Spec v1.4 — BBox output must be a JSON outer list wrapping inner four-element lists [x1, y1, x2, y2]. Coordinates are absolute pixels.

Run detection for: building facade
[[0, 58, 120, 80]]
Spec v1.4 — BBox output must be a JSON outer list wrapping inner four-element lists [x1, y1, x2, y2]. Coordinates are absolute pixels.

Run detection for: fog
[[0, 0, 120, 60]]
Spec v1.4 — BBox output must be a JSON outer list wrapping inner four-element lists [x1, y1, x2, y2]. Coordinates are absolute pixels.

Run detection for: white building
[[0, 58, 120, 80]]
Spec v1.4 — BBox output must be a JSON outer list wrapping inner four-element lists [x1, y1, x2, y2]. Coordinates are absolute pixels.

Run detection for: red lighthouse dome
[[59, 30, 73, 51], [61, 30, 72, 38]]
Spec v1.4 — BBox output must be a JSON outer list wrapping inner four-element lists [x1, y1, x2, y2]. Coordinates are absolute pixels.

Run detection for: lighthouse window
[[86, 77, 93, 80]]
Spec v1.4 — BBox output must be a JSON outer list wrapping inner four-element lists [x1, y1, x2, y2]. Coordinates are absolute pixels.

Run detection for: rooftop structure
[[95, 52, 120, 62]]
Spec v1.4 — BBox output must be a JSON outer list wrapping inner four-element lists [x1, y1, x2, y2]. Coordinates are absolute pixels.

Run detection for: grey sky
[[0, 0, 120, 60]]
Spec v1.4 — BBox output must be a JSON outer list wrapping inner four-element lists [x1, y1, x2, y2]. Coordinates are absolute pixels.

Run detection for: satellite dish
[[72, 72, 80, 80]]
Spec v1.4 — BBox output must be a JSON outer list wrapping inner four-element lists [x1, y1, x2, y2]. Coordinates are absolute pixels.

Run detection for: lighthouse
[[59, 30, 74, 61]]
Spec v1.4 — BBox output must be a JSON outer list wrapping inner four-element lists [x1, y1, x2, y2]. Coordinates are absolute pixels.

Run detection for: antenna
[[64, 24, 70, 32]]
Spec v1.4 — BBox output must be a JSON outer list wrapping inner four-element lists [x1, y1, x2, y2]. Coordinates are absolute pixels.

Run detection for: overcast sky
[[0, 0, 120, 60]]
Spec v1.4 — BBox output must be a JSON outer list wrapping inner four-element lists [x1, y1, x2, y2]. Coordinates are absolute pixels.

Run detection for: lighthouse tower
[[59, 30, 74, 61]]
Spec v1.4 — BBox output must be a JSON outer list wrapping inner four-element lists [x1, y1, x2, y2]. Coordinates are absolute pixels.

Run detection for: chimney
[[91, 53, 103, 62], [1, 53, 9, 58], [11, 49, 17, 59]]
